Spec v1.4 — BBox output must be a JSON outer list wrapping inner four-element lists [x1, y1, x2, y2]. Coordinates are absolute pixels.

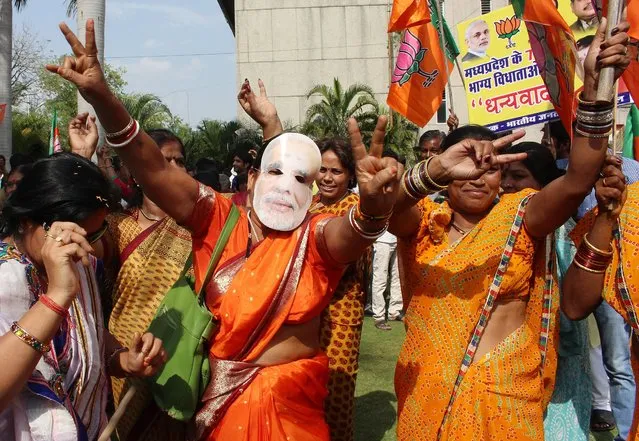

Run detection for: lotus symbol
[[494, 16, 521, 49], [392, 30, 439, 87]]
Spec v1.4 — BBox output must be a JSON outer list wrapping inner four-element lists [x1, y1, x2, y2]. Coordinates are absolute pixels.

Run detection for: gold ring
[[55, 236, 63, 242]]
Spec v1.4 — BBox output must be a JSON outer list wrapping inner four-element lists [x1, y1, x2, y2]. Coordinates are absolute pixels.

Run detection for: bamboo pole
[[98, 385, 137, 441], [595, 0, 624, 102], [433, 0, 455, 114]]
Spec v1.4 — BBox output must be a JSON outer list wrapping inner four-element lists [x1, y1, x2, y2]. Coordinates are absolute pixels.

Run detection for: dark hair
[[316, 138, 356, 188], [194, 170, 222, 192], [147, 129, 186, 157], [7, 163, 33, 180], [195, 157, 221, 174], [1, 153, 118, 238], [235, 172, 248, 188], [441, 125, 497, 151], [504, 142, 565, 187], [547, 121, 570, 146], [233, 148, 254, 167], [0, 154, 5, 163], [9, 152, 34, 169], [577, 35, 595, 50], [419, 130, 446, 146]]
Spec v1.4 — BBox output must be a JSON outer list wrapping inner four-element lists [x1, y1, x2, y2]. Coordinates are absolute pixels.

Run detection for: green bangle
[[11, 322, 51, 353]]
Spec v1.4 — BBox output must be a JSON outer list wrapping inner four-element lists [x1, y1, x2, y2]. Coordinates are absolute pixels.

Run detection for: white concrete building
[[216, 0, 544, 140]]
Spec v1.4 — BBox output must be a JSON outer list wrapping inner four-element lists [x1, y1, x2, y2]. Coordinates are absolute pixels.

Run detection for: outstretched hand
[[350, 116, 401, 217], [430, 131, 528, 184], [238, 79, 280, 131], [45, 20, 110, 104], [69, 112, 98, 160]]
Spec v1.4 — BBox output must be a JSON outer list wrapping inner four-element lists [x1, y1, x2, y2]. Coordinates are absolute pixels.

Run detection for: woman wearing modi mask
[[237, 79, 371, 441], [389, 18, 631, 441], [47, 19, 529, 441]]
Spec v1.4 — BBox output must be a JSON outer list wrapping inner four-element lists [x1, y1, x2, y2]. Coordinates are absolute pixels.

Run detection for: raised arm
[[562, 156, 626, 320], [47, 20, 198, 224], [238, 79, 284, 140], [524, 19, 631, 238]]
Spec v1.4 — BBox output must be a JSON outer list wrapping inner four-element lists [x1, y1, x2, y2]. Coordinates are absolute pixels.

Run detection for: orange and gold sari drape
[[572, 182, 639, 441], [106, 211, 192, 441], [310, 192, 371, 441], [395, 190, 559, 441], [186, 186, 345, 441]]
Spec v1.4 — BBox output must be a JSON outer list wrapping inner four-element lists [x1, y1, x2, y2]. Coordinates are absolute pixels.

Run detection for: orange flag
[[388, 0, 431, 32], [387, 22, 456, 127], [513, 0, 577, 137]]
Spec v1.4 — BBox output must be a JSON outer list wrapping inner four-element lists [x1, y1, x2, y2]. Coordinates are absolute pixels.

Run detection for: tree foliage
[[121, 93, 172, 130]]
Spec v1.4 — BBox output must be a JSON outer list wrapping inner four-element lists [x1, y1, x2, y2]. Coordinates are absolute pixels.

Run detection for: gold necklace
[[140, 208, 164, 222], [450, 222, 469, 235]]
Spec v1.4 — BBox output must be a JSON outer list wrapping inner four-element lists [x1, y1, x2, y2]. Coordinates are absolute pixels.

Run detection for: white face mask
[[253, 133, 321, 231]]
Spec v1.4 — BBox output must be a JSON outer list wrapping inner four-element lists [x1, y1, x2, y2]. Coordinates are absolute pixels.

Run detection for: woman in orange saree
[[563, 160, 639, 440], [309, 138, 371, 441]]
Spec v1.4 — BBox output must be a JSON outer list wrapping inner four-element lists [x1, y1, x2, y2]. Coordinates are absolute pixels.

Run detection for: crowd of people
[[0, 16, 638, 441]]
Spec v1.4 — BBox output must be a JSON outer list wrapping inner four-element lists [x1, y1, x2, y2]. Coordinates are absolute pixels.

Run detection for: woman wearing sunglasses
[[0, 152, 167, 441]]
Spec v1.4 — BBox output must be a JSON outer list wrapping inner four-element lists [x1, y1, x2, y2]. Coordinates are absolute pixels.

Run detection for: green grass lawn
[[354, 316, 616, 441]]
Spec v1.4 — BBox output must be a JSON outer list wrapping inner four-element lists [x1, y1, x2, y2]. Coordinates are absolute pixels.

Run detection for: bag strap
[[197, 204, 241, 301], [437, 193, 533, 439]]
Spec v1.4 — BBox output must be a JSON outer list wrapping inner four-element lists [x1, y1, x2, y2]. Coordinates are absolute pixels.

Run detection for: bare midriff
[[250, 315, 321, 366], [474, 298, 528, 360]]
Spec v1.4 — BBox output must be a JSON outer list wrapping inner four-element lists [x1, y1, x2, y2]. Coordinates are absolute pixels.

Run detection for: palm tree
[[304, 78, 379, 140], [379, 106, 419, 164], [0, 1, 30, 160], [121, 93, 172, 130]]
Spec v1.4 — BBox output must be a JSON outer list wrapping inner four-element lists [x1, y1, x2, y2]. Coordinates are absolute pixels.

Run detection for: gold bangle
[[583, 233, 613, 257], [11, 322, 51, 353], [422, 157, 448, 190], [573, 259, 608, 274]]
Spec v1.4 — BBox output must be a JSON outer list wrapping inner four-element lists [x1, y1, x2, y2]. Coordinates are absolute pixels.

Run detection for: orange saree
[[571, 182, 639, 441], [395, 190, 559, 441], [310, 192, 371, 441], [185, 184, 346, 441]]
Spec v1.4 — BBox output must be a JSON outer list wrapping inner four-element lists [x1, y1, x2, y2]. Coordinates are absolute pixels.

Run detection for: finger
[[237, 79, 250, 101], [45, 64, 61, 74], [492, 152, 529, 165], [87, 116, 97, 133], [50, 222, 87, 236], [370, 164, 399, 191], [258, 79, 267, 97], [599, 187, 623, 201], [67, 231, 94, 254], [591, 17, 608, 47], [140, 333, 154, 356], [85, 19, 97, 56], [62, 56, 77, 72], [52, 66, 84, 85], [369, 116, 388, 158], [610, 21, 630, 37], [598, 54, 630, 70], [130, 332, 142, 352], [600, 31, 630, 51], [59, 22, 86, 57], [144, 337, 164, 365], [597, 43, 630, 60], [493, 130, 526, 151], [60, 242, 90, 267], [348, 118, 367, 162]]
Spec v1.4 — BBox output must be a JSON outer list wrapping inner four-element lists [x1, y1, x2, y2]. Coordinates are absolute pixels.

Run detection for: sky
[[14, 0, 237, 127]]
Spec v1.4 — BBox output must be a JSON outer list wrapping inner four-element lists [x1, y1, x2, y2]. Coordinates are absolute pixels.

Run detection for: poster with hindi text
[[457, 6, 557, 133]]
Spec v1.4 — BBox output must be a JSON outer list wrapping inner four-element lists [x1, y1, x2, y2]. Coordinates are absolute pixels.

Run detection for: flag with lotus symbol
[[388, 0, 431, 33], [387, 0, 459, 126], [512, 0, 577, 137], [49, 109, 63, 155]]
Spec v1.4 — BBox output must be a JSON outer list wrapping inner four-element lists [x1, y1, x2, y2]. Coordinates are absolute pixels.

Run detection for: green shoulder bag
[[147, 204, 240, 421]]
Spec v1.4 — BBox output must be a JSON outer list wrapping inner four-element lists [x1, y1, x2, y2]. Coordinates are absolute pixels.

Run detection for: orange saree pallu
[[309, 192, 370, 441], [106, 211, 191, 441], [572, 182, 639, 441], [395, 190, 559, 441], [185, 185, 345, 441]]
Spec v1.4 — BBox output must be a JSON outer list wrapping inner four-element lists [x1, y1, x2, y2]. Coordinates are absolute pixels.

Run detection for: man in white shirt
[[371, 230, 403, 331]]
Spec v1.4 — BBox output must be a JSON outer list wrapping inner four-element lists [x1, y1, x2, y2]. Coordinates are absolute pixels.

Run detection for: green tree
[[380, 107, 419, 164], [304, 78, 378, 140], [11, 109, 49, 159], [121, 93, 172, 130]]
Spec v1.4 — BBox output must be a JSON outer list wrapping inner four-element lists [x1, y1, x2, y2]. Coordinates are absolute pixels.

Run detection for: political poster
[[457, 5, 557, 132]]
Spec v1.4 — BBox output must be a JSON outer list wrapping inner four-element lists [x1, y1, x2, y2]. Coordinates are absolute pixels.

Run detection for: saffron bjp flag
[[513, 0, 577, 137], [0, 104, 6, 124], [49, 110, 63, 155], [388, 0, 431, 33], [387, 2, 459, 127], [624, 105, 639, 160]]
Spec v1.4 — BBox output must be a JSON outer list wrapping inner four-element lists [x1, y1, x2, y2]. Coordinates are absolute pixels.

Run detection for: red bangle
[[39, 295, 68, 317]]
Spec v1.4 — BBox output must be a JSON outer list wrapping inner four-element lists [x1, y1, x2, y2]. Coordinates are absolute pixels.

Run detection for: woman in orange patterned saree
[[563, 160, 639, 440], [309, 138, 370, 441]]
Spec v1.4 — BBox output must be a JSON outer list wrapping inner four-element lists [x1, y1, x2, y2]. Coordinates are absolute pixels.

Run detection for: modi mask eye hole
[[295, 176, 305, 184], [268, 169, 283, 176]]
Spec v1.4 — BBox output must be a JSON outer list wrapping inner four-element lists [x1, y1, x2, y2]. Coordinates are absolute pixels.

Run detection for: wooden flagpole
[[433, 0, 455, 114]]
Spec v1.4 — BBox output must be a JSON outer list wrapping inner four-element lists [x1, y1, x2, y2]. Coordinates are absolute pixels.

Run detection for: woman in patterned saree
[[389, 19, 631, 440], [0, 153, 166, 441], [69, 119, 193, 441]]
